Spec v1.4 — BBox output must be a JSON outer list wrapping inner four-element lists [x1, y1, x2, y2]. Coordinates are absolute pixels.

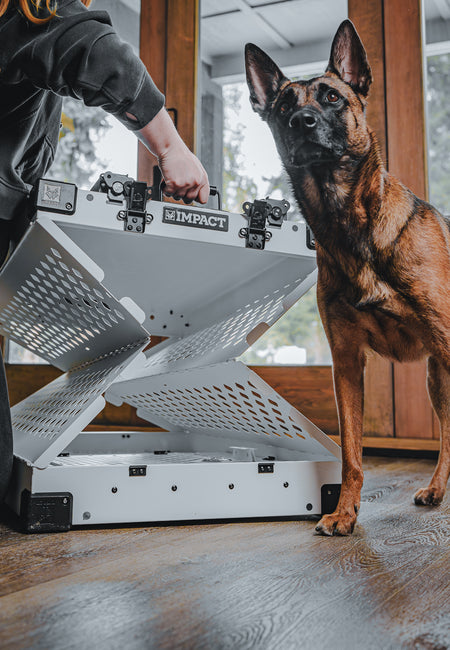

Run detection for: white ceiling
[[201, 0, 346, 59], [199, 0, 450, 81], [200, 0, 347, 79], [109, 0, 450, 80], [426, 0, 450, 20]]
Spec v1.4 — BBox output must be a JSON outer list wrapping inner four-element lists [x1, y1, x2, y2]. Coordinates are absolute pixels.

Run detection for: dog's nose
[[289, 110, 318, 130]]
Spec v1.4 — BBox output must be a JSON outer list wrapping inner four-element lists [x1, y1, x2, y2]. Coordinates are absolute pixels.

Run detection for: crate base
[[7, 431, 341, 531]]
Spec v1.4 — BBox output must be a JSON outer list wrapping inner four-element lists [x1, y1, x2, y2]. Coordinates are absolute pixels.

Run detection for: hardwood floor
[[0, 457, 449, 650]]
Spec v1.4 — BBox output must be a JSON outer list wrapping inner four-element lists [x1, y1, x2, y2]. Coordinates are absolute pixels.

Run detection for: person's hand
[[157, 138, 209, 204], [137, 108, 210, 204]]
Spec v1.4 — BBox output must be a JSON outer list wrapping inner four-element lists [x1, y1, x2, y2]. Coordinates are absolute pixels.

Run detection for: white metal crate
[[1, 180, 340, 531]]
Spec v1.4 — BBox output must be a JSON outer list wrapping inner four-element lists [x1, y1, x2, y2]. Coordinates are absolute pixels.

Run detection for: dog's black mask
[[245, 20, 373, 170]]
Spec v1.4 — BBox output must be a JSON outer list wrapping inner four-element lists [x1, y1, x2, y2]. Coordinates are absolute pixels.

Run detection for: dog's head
[[245, 20, 373, 169]]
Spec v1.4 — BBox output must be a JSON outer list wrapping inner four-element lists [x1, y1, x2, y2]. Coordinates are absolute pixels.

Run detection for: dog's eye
[[279, 102, 291, 115], [326, 90, 340, 104]]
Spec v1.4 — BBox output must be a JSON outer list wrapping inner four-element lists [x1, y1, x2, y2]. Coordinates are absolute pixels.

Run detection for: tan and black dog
[[245, 20, 450, 535]]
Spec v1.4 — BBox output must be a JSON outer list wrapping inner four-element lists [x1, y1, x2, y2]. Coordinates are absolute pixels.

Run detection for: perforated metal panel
[[0, 214, 151, 468], [0, 218, 148, 371], [12, 342, 147, 468], [139, 274, 315, 375], [0, 191, 339, 484], [50, 452, 232, 467], [107, 361, 340, 461]]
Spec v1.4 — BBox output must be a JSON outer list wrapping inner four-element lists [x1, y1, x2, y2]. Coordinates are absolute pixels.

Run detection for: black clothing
[[0, 0, 165, 224], [0, 358, 12, 504], [0, 0, 165, 504]]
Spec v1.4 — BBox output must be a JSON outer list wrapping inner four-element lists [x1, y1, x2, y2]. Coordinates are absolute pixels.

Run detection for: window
[[200, 0, 347, 365], [424, 1, 450, 215], [221, 78, 331, 365], [6, 0, 140, 364]]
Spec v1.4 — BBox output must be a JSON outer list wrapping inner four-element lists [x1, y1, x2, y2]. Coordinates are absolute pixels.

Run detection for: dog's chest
[[320, 258, 428, 362], [351, 265, 393, 309], [359, 304, 428, 361], [347, 280, 427, 361]]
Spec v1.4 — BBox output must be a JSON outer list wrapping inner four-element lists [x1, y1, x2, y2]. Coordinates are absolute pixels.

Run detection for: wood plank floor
[[0, 456, 449, 650]]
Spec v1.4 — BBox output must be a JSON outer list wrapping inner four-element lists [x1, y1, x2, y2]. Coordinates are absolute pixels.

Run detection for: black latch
[[123, 181, 149, 233], [306, 225, 316, 250], [91, 171, 130, 203], [92, 172, 153, 233], [240, 197, 290, 250], [117, 181, 153, 233]]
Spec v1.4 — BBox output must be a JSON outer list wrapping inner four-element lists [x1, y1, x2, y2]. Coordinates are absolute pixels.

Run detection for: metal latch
[[306, 225, 316, 250], [91, 171, 130, 203], [122, 181, 151, 233], [240, 197, 290, 249], [116, 181, 153, 234], [91, 172, 153, 233]]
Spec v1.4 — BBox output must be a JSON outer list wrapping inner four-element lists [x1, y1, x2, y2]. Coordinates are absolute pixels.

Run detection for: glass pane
[[49, 0, 140, 188], [424, 1, 450, 215], [200, 0, 347, 365], [6, 341, 47, 365], [6, 0, 141, 364]]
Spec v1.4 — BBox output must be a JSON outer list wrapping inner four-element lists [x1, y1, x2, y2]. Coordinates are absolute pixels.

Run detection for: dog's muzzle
[[289, 109, 319, 131]]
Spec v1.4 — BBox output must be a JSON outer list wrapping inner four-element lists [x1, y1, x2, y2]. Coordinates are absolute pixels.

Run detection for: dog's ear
[[245, 43, 289, 120], [326, 20, 372, 97]]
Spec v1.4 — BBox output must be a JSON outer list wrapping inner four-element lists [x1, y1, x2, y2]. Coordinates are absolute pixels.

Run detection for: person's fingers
[[162, 185, 189, 202], [163, 178, 207, 203], [157, 150, 209, 204], [184, 185, 202, 203], [197, 182, 210, 204], [162, 180, 185, 198]]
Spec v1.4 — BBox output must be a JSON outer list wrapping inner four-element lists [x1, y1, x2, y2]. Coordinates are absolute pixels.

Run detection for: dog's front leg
[[316, 338, 366, 536]]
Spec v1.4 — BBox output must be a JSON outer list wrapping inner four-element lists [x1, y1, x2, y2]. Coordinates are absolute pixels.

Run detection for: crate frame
[[1, 183, 341, 531]]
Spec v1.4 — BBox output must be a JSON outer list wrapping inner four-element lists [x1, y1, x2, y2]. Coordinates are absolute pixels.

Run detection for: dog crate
[[1, 176, 341, 531]]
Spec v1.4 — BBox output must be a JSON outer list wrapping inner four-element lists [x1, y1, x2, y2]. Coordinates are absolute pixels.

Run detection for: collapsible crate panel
[[1, 186, 341, 531]]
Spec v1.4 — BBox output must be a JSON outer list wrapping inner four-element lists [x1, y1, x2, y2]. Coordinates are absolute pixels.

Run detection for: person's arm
[[4, 1, 209, 202], [136, 108, 209, 204]]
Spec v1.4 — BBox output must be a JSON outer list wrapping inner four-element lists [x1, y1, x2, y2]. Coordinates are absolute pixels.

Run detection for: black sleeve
[[2, 0, 165, 130]]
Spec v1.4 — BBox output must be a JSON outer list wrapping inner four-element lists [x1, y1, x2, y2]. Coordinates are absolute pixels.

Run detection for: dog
[[245, 20, 450, 535]]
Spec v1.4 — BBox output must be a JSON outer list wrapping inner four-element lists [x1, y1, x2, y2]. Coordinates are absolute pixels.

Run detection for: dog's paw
[[414, 486, 443, 506], [315, 510, 357, 536]]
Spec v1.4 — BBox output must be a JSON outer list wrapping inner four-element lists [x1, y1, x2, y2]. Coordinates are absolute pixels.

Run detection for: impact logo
[[43, 183, 61, 203], [163, 207, 228, 232]]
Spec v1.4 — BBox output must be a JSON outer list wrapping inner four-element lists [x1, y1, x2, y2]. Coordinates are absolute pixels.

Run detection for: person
[[0, 0, 210, 503]]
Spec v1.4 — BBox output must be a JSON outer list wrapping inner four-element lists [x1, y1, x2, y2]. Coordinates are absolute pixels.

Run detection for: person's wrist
[[138, 107, 183, 158]]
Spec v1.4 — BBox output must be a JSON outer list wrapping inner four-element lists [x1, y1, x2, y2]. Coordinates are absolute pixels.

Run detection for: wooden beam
[[348, 0, 394, 439], [138, 0, 167, 184], [384, 0, 433, 440], [384, 0, 428, 198], [165, 0, 199, 153], [348, 0, 387, 157], [328, 434, 439, 452]]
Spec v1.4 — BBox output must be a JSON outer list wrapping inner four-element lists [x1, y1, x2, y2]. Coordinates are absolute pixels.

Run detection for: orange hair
[[0, 0, 92, 24]]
